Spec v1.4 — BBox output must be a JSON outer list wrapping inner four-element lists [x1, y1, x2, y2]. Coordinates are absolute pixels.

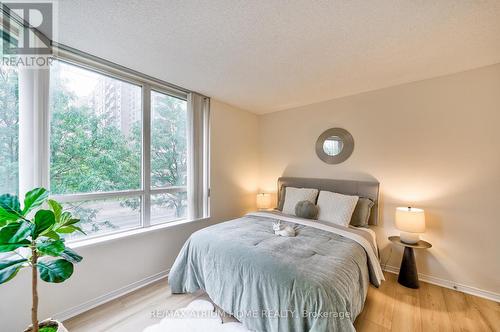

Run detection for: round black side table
[[388, 236, 432, 289]]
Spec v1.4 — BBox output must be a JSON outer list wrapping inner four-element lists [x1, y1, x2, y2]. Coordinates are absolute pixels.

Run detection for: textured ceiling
[[51, 0, 500, 114]]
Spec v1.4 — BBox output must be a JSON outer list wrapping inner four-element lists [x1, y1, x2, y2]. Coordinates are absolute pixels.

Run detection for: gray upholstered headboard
[[277, 177, 380, 225]]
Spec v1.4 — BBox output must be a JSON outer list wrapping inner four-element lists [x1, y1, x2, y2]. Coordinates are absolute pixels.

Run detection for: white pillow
[[282, 187, 319, 215], [317, 191, 359, 227]]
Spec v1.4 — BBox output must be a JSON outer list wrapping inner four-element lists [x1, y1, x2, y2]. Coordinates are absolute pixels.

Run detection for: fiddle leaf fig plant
[[0, 188, 85, 332]]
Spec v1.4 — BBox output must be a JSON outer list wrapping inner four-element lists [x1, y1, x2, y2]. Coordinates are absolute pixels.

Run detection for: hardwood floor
[[64, 272, 499, 332]]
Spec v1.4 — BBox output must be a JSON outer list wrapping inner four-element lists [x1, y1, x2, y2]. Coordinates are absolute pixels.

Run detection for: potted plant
[[0, 188, 85, 332]]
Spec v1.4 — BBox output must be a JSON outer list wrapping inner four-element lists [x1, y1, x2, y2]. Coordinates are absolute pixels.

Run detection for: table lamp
[[256, 193, 272, 211], [395, 207, 425, 244]]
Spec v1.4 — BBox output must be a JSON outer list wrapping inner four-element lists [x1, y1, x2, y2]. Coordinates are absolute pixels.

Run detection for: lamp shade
[[395, 207, 425, 233], [256, 193, 272, 210]]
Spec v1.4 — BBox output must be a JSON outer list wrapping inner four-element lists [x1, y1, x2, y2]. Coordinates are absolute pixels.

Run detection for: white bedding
[[351, 226, 378, 256]]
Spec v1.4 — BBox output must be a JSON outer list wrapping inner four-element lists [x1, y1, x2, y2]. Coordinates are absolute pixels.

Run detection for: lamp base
[[400, 232, 420, 244]]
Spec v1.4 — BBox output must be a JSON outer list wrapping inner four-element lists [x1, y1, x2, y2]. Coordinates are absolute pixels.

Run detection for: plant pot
[[24, 319, 68, 332]]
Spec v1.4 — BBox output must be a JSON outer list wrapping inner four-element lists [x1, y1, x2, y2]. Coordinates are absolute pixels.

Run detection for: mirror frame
[[315, 128, 354, 164]]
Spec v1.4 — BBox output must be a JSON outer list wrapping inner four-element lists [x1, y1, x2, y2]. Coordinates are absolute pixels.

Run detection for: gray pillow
[[295, 200, 318, 219], [350, 197, 374, 227], [277, 186, 286, 211]]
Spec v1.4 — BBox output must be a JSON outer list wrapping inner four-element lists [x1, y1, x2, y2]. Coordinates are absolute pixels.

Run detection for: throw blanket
[[169, 212, 384, 332]]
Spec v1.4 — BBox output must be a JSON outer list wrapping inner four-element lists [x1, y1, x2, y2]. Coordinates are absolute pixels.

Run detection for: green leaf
[[59, 211, 72, 225], [38, 259, 74, 283], [0, 221, 33, 243], [56, 225, 85, 235], [0, 194, 22, 223], [0, 258, 28, 284], [73, 226, 85, 234], [0, 240, 30, 252], [43, 231, 61, 241], [59, 247, 83, 263], [37, 239, 65, 257], [64, 218, 80, 227], [54, 227, 72, 234], [33, 210, 56, 239], [47, 199, 62, 223], [22, 188, 49, 216], [39, 327, 58, 332], [0, 194, 21, 214]]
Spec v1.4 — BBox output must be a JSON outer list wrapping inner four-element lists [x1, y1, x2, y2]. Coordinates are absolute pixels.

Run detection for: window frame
[[1, 12, 210, 245], [43, 50, 194, 241]]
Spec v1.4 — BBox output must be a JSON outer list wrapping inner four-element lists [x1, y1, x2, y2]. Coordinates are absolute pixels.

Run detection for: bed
[[169, 177, 384, 332]]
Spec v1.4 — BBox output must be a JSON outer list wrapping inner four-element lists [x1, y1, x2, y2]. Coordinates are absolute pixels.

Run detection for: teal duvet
[[169, 213, 381, 332]]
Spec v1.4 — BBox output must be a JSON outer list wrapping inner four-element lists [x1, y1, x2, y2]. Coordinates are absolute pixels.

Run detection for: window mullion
[[18, 65, 50, 198], [142, 84, 151, 227], [50, 190, 144, 203], [150, 186, 187, 195], [37, 68, 51, 190]]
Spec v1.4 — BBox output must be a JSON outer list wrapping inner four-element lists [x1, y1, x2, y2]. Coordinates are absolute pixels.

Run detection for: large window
[[48, 60, 202, 240], [50, 61, 142, 195], [0, 33, 19, 196], [49, 60, 145, 238], [150, 91, 188, 224], [0, 25, 209, 242]]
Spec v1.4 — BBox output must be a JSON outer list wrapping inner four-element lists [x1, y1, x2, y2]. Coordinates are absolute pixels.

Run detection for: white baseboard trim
[[382, 265, 499, 303], [54, 269, 170, 322]]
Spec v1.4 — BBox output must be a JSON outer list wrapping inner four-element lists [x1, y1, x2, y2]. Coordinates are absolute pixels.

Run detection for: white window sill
[[68, 217, 209, 249]]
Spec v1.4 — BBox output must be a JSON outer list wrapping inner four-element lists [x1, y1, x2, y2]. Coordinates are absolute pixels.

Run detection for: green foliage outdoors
[[0, 66, 18, 195], [0, 61, 188, 237]]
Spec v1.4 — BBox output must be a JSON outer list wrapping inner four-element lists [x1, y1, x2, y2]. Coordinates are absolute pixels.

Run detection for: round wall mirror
[[316, 128, 354, 164], [322, 136, 344, 156]]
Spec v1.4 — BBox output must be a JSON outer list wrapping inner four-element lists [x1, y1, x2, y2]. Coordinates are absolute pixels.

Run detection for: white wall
[[258, 63, 500, 297], [3, 62, 499, 331], [210, 100, 260, 220], [0, 99, 259, 332]]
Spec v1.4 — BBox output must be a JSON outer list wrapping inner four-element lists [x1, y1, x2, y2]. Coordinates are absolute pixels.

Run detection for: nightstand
[[388, 236, 432, 289]]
